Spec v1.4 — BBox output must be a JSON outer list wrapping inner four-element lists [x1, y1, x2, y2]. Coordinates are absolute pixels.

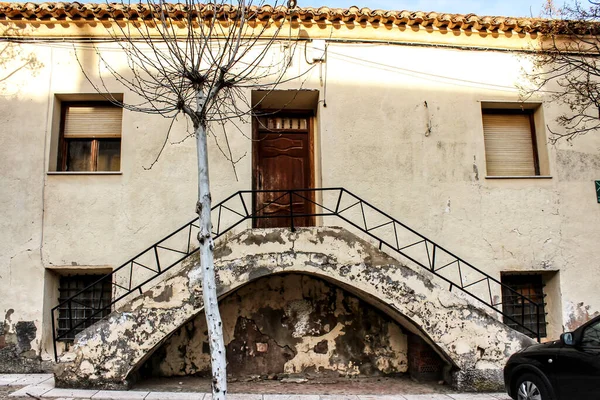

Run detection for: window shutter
[[482, 113, 536, 176], [63, 105, 122, 138]]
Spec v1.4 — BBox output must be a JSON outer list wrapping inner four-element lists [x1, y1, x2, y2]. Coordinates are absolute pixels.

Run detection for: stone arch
[[54, 227, 533, 391]]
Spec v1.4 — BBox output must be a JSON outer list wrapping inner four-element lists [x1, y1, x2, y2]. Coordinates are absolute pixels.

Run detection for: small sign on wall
[[597, 181, 600, 203]]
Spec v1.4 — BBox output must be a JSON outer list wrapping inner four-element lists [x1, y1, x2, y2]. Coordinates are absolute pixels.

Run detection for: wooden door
[[253, 113, 314, 228]]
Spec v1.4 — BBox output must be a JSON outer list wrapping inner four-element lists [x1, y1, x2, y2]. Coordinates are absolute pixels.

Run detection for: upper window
[[58, 102, 122, 172], [482, 109, 540, 177], [501, 274, 547, 338]]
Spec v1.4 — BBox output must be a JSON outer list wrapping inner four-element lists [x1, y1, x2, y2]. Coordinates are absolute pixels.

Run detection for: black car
[[504, 315, 600, 400]]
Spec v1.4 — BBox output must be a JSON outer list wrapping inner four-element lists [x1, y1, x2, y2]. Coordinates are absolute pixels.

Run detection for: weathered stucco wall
[[54, 228, 533, 392], [1, 15, 600, 374], [0, 317, 52, 373], [0, 41, 54, 373], [143, 273, 410, 379]]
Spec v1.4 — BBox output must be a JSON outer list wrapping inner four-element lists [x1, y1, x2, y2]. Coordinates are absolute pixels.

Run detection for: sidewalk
[[0, 374, 512, 400]]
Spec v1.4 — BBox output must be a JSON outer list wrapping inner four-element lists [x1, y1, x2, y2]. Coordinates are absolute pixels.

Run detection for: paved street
[[0, 375, 512, 400]]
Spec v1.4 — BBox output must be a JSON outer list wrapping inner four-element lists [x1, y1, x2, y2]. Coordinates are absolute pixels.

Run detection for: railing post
[[154, 246, 161, 273], [239, 191, 249, 217], [129, 261, 134, 290], [335, 189, 343, 214], [68, 300, 73, 339], [51, 309, 58, 362], [522, 297, 525, 335], [289, 190, 295, 232], [187, 224, 192, 253], [537, 302, 541, 343], [216, 205, 222, 236]]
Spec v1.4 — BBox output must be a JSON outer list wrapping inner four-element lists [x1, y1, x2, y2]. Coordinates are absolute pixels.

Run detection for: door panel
[[253, 115, 314, 228]]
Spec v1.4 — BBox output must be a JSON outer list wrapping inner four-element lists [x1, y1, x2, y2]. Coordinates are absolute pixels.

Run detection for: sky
[[294, 0, 550, 18]]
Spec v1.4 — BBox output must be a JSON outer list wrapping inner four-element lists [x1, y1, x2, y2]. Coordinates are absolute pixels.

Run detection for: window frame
[[481, 108, 542, 177], [57, 101, 123, 172], [56, 274, 112, 342], [501, 273, 548, 338]]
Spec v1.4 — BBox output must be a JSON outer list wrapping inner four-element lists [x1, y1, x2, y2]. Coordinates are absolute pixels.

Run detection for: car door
[[556, 319, 600, 399]]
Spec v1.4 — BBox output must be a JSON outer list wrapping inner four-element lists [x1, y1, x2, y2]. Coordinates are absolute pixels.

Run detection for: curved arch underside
[[54, 227, 533, 391], [142, 272, 448, 381]]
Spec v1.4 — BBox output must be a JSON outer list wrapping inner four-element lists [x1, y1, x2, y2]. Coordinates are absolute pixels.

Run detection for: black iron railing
[[51, 188, 542, 360]]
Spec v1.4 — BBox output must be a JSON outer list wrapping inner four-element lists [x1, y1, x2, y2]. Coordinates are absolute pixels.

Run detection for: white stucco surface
[[0, 12, 599, 374]]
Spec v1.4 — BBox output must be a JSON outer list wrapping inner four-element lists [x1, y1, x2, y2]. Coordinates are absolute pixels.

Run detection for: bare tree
[[522, 0, 600, 142], [78, 1, 311, 398]]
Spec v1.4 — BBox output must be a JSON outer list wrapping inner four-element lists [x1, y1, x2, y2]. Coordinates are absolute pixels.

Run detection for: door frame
[[251, 109, 316, 227]]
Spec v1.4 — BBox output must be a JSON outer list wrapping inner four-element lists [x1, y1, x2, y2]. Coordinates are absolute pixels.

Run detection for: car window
[[581, 320, 600, 348]]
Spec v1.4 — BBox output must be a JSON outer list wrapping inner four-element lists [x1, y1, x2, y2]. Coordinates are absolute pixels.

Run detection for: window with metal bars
[[57, 275, 112, 341], [501, 274, 547, 338]]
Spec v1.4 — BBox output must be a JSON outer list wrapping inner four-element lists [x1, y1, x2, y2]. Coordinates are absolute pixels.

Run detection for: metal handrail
[[51, 188, 542, 361]]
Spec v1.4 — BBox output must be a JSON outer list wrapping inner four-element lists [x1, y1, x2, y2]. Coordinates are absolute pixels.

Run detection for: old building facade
[[0, 2, 599, 392]]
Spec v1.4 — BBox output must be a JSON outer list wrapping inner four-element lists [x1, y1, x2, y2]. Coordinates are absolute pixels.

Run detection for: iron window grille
[[57, 275, 112, 341], [501, 274, 547, 338]]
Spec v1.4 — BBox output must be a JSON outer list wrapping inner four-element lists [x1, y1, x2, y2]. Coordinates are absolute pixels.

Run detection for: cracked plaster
[[144, 274, 411, 379], [54, 227, 533, 392]]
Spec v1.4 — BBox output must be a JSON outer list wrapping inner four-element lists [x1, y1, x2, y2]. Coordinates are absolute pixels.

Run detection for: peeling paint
[[144, 274, 411, 379], [54, 227, 534, 392], [15, 321, 36, 353], [0, 313, 50, 373], [472, 156, 479, 181], [565, 301, 600, 331]]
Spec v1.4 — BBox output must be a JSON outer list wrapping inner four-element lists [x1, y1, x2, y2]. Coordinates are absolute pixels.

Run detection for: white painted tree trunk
[[195, 118, 227, 400]]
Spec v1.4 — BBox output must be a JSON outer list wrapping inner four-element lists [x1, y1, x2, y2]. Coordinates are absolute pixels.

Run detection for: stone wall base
[[0, 346, 53, 374], [0, 320, 53, 374], [452, 369, 505, 392]]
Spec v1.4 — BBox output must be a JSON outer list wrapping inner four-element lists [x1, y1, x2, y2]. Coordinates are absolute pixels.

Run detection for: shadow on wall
[[138, 273, 447, 382]]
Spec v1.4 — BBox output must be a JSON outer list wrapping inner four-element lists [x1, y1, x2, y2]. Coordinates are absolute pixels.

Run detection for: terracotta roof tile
[[0, 2, 584, 34]]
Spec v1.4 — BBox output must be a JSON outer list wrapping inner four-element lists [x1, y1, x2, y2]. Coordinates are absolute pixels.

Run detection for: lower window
[[501, 274, 547, 338], [57, 274, 112, 341]]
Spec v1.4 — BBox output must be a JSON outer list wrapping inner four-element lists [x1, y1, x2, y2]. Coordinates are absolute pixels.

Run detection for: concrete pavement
[[1, 374, 512, 400]]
